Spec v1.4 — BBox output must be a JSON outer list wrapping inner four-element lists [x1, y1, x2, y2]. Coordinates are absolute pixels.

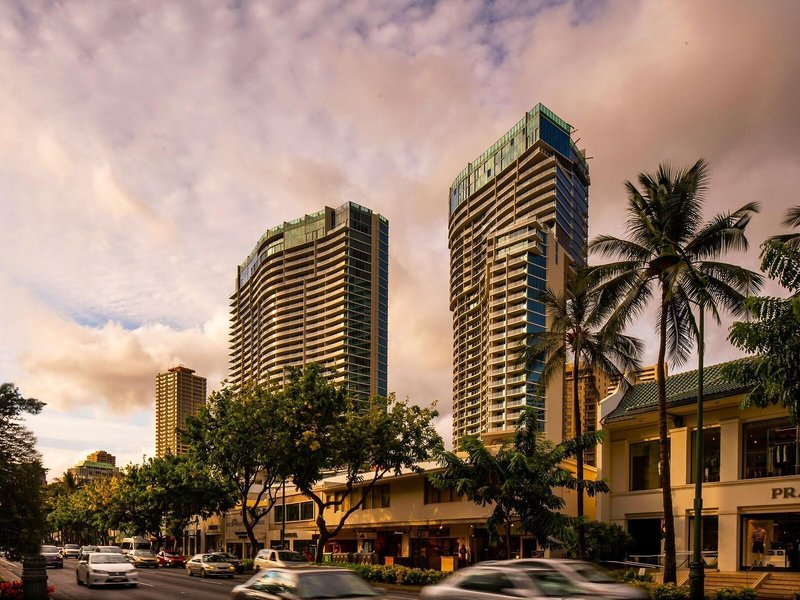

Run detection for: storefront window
[[743, 418, 799, 479], [630, 440, 662, 491], [741, 514, 800, 571], [690, 428, 721, 483], [688, 515, 719, 565]]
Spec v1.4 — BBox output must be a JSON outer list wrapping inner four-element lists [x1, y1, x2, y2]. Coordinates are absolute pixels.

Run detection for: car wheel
[[129, 583, 138, 588], [76, 572, 82, 586], [187, 568, 193, 576], [228, 575, 234, 579], [201, 568, 207, 578]]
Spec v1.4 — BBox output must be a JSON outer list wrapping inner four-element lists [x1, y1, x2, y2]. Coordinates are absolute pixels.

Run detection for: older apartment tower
[[449, 104, 589, 447], [229, 202, 388, 402], [155, 366, 207, 457]]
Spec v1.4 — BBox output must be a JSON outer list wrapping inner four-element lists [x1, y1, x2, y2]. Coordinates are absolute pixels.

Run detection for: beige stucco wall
[[598, 396, 800, 572]]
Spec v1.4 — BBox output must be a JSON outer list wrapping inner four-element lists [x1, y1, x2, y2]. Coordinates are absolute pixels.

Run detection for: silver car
[[231, 567, 381, 600], [62, 544, 81, 559], [254, 548, 307, 570], [186, 553, 236, 578], [499, 559, 648, 599], [420, 564, 587, 600], [76, 552, 138, 588]]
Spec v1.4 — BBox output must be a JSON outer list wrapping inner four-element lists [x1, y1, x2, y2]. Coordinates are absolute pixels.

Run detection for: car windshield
[[205, 555, 227, 563], [91, 554, 130, 565], [163, 552, 181, 557], [298, 571, 378, 599], [98, 547, 122, 552], [215, 553, 237, 560], [65, 545, 80, 549], [133, 550, 155, 557], [572, 564, 616, 583], [40, 546, 59, 553], [279, 551, 304, 562]]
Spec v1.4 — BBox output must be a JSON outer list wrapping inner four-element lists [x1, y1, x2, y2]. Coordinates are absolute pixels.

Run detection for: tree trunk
[[658, 299, 677, 583], [242, 505, 260, 559], [573, 353, 586, 560], [505, 522, 512, 560], [314, 515, 331, 564]]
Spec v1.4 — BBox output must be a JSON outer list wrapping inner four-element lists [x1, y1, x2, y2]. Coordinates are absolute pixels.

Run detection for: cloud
[[1, 0, 799, 472]]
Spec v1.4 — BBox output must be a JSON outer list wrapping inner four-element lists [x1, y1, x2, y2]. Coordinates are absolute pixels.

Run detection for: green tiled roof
[[604, 360, 753, 422]]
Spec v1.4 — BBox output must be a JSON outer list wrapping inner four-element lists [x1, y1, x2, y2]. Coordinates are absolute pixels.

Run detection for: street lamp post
[[689, 302, 705, 600]]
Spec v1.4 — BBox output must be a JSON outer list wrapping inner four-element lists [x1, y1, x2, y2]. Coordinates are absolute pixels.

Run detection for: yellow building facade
[[597, 361, 800, 573]]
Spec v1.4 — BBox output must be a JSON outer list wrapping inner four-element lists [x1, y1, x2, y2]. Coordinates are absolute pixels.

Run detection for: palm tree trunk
[[573, 353, 585, 560], [658, 297, 677, 583]]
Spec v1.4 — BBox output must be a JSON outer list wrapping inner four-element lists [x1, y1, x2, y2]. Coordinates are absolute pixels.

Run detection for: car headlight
[[92, 569, 109, 575]]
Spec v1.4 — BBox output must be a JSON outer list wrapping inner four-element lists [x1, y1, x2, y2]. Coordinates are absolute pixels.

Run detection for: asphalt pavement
[[0, 558, 420, 600]]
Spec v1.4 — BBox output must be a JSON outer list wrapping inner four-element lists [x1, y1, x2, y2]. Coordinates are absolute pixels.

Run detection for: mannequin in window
[[752, 525, 767, 566]]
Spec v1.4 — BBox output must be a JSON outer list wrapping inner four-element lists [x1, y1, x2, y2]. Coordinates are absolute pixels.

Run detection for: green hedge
[[714, 588, 756, 600], [333, 562, 448, 586]]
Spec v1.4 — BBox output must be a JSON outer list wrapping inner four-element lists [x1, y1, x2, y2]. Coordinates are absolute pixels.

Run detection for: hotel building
[[229, 202, 388, 402], [448, 103, 589, 446], [68, 451, 119, 484], [598, 360, 800, 578], [155, 366, 207, 457]]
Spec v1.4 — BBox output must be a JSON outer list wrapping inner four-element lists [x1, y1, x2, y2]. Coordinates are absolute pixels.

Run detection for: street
[[0, 558, 420, 600]]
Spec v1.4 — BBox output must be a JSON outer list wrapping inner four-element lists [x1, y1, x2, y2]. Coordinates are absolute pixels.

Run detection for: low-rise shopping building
[[597, 360, 800, 573]]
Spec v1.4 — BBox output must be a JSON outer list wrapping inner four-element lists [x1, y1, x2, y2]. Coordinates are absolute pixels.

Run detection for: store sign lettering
[[771, 486, 797, 499]]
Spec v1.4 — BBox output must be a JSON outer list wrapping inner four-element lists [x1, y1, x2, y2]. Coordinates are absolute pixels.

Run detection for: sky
[[2, 0, 799, 481]]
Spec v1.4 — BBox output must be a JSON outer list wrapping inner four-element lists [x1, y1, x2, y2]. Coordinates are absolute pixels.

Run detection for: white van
[[121, 536, 151, 554]]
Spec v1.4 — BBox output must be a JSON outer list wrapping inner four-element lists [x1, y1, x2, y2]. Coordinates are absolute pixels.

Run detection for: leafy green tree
[[0, 383, 46, 559], [111, 454, 235, 551], [431, 407, 608, 559], [724, 207, 800, 421], [526, 267, 642, 559], [182, 382, 288, 557], [280, 365, 442, 562], [590, 159, 761, 582], [562, 520, 634, 562]]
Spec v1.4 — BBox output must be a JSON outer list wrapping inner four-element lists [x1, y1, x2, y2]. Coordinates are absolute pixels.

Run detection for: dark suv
[[40, 545, 63, 568]]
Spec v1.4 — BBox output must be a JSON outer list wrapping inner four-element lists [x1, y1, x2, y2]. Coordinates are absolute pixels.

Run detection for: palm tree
[[589, 159, 762, 583], [527, 266, 643, 560]]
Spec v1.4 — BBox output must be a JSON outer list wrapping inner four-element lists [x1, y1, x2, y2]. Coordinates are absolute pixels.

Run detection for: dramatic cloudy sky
[[2, 0, 798, 480]]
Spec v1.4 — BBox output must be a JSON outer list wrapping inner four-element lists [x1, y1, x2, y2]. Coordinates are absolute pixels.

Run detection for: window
[[458, 570, 517, 594], [690, 427, 721, 483], [361, 485, 390, 509], [274, 501, 314, 523], [630, 440, 663, 491], [424, 479, 459, 504], [743, 418, 799, 479], [688, 515, 719, 556], [331, 491, 350, 513]]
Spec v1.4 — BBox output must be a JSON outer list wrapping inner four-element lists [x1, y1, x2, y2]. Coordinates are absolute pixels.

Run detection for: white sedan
[[76, 552, 138, 588]]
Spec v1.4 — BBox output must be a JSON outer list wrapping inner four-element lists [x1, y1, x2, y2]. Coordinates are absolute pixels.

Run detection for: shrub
[[331, 562, 447, 586], [563, 521, 635, 562], [617, 568, 654, 583], [242, 558, 254, 571], [650, 583, 690, 600], [715, 588, 757, 600]]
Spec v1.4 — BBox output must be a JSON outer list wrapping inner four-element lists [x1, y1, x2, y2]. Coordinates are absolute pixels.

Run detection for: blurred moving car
[[501, 559, 648, 599], [80, 545, 99, 554], [157, 550, 187, 568], [40, 546, 63, 569], [186, 553, 236, 578], [96, 545, 124, 554], [420, 564, 589, 600], [128, 549, 160, 568], [76, 552, 138, 588], [61, 544, 81, 559], [254, 548, 307, 570], [230, 567, 381, 600], [211, 551, 244, 573]]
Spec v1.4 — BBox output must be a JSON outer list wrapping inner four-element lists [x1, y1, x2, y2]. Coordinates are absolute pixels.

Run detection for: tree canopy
[[279, 365, 442, 562], [0, 383, 46, 559], [724, 207, 800, 422], [182, 381, 288, 557], [430, 407, 608, 559]]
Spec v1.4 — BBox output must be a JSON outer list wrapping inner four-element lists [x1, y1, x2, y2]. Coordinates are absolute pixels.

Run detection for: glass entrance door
[[741, 513, 800, 571]]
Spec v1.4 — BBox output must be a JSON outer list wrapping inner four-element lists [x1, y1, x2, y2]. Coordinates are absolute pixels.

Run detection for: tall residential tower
[[229, 202, 388, 402], [449, 104, 589, 446], [155, 366, 207, 457]]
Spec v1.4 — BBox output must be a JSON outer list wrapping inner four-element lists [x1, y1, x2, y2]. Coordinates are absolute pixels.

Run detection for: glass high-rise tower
[[449, 103, 589, 447], [229, 202, 388, 402]]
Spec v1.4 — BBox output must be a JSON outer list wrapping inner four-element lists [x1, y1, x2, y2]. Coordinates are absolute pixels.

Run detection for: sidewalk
[[0, 558, 22, 582]]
